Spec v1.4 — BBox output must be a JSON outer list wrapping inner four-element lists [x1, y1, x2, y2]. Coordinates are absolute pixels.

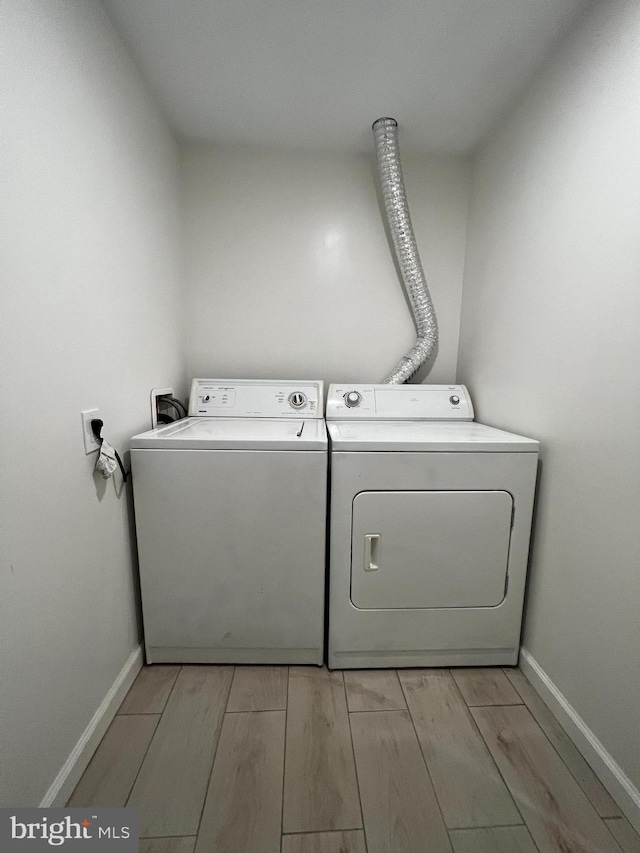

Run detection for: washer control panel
[[189, 379, 324, 418], [326, 384, 474, 420]]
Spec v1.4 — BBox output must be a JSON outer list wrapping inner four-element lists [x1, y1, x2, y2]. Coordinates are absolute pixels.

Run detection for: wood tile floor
[[68, 665, 640, 853]]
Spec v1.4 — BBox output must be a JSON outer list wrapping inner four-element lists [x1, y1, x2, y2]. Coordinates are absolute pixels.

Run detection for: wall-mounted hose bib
[[373, 117, 438, 383]]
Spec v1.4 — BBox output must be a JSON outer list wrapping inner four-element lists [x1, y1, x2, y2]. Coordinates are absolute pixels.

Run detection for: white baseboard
[[40, 645, 143, 807], [519, 647, 640, 834]]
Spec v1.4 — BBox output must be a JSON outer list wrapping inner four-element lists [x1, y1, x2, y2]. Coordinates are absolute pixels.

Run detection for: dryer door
[[351, 490, 513, 609]]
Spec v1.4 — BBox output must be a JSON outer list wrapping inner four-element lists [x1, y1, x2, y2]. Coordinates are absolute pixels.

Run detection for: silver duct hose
[[373, 117, 438, 384]]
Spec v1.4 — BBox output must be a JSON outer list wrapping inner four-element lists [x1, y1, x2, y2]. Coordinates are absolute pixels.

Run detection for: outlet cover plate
[[81, 409, 100, 454]]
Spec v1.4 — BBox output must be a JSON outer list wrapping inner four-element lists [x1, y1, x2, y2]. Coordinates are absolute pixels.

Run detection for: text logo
[[1, 809, 137, 851]]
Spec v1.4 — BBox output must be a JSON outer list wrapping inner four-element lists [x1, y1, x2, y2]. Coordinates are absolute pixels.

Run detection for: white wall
[[0, 0, 185, 805], [182, 143, 470, 386], [458, 0, 640, 807]]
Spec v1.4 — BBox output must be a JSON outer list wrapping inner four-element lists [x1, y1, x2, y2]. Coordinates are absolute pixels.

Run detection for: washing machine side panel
[[132, 449, 326, 663], [328, 451, 538, 668]]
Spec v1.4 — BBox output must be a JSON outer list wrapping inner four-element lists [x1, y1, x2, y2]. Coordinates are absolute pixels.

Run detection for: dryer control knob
[[345, 391, 362, 408], [449, 395, 460, 405]]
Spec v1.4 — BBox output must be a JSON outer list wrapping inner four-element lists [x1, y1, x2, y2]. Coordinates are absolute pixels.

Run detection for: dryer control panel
[[326, 384, 474, 420], [189, 379, 324, 418]]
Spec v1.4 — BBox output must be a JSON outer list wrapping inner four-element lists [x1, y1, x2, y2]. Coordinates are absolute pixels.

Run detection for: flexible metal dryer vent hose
[[373, 117, 438, 383]]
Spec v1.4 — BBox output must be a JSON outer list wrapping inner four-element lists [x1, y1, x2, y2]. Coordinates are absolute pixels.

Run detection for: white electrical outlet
[[81, 409, 101, 454]]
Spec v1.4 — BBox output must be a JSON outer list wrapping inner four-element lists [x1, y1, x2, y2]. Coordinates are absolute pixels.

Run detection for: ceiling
[[102, 0, 592, 155]]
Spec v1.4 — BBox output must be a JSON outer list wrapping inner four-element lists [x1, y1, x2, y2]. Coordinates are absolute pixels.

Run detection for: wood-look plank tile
[[472, 705, 621, 852], [140, 839, 196, 853], [68, 714, 159, 807], [449, 826, 537, 853], [195, 711, 285, 853], [605, 817, 640, 853], [118, 665, 180, 715], [505, 667, 621, 818], [344, 669, 406, 712], [127, 666, 233, 837], [399, 670, 520, 828], [451, 667, 522, 706], [226, 665, 287, 711], [350, 709, 452, 853], [281, 830, 367, 853], [283, 667, 361, 834]]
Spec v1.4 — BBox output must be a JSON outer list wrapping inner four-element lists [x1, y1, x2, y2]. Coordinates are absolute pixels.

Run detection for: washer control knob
[[449, 395, 460, 405], [345, 391, 362, 408], [288, 392, 307, 409]]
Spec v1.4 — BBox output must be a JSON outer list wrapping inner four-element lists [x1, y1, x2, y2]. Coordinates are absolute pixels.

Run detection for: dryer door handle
[[364, 534, 380, 571]]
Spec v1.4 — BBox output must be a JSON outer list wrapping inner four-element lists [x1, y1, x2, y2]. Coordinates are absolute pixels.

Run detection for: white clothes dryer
[[131, 379, 327, 665], [326, 383, 539, 669]]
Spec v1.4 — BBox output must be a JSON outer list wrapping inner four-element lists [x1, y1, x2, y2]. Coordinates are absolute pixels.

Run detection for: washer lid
[[327, 420, 538, 452], [132, 417, 328, 450]]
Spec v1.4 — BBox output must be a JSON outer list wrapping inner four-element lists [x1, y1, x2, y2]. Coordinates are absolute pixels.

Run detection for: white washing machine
[[131, 379, 327, 665], [326, 383, 539, 669]]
